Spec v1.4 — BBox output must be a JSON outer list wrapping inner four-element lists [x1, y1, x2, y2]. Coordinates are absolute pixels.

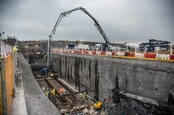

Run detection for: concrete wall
[[50, 53, 174, 103], [18, 53, 60, 115]]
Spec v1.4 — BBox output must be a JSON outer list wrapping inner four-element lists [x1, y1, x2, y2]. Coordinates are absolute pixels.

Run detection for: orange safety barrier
[[144, 53, 156, 58], [101, 51, 106, 55], [51, 48, 174, 61], [112, 52, 116, 56], [170, 55, 174, 60], [74, 50, 82, 54], [125, 52, 135, 57], [84, 50, 89, 54], [92, 51, 96, 55]]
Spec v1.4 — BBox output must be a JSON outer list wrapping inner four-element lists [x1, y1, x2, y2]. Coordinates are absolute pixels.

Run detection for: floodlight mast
[[47, 7, 110, 68]]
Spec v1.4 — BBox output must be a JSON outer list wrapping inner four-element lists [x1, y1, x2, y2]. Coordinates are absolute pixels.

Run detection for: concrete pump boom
[[49, 7, 110, 45], [47, 7, 110, 67]]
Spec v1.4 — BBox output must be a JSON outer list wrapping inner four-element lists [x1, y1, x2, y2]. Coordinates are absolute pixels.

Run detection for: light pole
[[2, 32, 4, 39], [47, 36, 51, 68], [170, 45, 173, 55], [0, 32, 4, 55], [144, 46, 146, 54]]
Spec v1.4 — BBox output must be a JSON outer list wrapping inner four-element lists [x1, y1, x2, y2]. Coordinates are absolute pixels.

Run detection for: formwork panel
[[4, 54, 14, 115]]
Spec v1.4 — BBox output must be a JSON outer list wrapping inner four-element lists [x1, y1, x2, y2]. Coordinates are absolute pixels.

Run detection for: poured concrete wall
[[18, 53, 61, 115], [50, 53, 174, 103]]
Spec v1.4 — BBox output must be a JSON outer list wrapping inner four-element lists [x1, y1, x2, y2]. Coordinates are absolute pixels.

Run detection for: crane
[[47, 7, 110, 67]]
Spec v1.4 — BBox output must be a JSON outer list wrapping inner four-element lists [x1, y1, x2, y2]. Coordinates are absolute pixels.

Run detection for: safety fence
[[0, 41, 14, 115], [0, 41, 12, 58], [51, 48, 174, 61]]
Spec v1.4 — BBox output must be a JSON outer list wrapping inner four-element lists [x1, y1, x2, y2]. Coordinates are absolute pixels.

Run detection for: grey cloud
[[0, 0, 174, 43]]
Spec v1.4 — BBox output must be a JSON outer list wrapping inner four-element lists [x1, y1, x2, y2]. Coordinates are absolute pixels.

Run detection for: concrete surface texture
[[50, 53, 174, 103], [11, 71, 28, 115], [17, 53, 60, 115], [105, 94, 172, 115]]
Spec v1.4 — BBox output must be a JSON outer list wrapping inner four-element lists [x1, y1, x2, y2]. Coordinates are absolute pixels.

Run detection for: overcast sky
[[0, 0, 174, 43]]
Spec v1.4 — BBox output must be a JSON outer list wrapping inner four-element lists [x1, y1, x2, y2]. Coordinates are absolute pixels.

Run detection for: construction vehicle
[[49, 7, 110, 51], [94, 101, 102, 109], [85, 95, 102, 109], [139, 39, 171, 51]]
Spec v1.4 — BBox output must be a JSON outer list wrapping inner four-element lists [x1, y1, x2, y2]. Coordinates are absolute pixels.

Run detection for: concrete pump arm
[[49, 7, 110, 45]]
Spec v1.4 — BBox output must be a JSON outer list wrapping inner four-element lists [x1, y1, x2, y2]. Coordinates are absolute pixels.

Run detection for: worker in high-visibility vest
[[13, 45, 19, 53], [45, 91, 49, 97], [50, 89, 55, 96], [13, 45, 19, 75], [48, 89, 55, 99]]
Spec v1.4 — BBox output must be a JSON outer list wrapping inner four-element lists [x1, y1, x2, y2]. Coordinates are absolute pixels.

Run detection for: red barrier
[[144, 53, 156, 58], [125, 52, 135, 57], [92, 51, 96, 55], [75, 50, 82, 54], [170, 55, 174, 60], [112, 52, 116, 56], [84, 50, 89, 54], [101, 51, 106, 55]]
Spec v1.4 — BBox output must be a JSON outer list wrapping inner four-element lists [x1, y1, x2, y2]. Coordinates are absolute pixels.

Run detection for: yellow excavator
[[79, 92, 102, 109]]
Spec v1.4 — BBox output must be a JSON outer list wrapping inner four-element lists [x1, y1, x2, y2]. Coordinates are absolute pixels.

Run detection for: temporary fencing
[[0, 41, 12, 58], [50, 48, 174, 61]]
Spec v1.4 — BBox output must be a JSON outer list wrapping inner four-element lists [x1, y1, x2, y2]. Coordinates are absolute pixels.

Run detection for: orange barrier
[[50, 48, 174, 62], [92, 51, 96, 55], [170, 55, 174, 60], [144, 53, 156, 58], [84, 50, 89, 54], [112, 52, 116, 56], [125, 52, 135, 57], [101, 51, 106, 55], [74, 50, 82, 54]]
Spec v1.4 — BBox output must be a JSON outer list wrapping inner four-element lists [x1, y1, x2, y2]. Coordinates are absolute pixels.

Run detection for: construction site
[[0, 2, 174, 115]]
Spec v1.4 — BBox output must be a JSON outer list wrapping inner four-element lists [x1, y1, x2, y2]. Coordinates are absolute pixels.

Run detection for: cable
[[31, 54, 47, 65]]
